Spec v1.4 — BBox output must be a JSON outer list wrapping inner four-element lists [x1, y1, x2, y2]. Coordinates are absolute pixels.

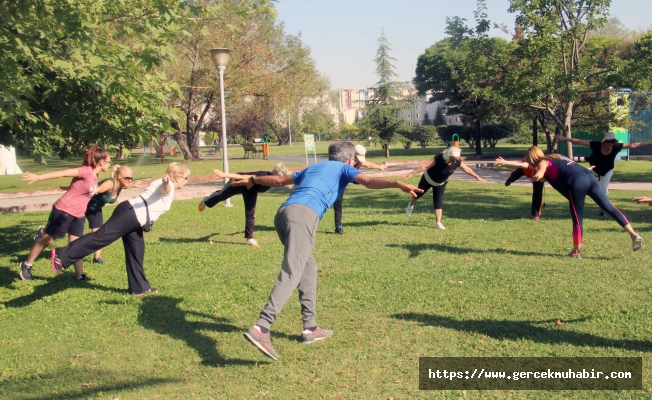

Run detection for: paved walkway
[[2, 158, 651, 213]]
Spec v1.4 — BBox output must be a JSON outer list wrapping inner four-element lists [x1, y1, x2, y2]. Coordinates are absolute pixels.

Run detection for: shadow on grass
[[138, 295, 266, 367], [2, 275, 125, 308], [0, 266, 20, 289], [0, 223, 42, 260], [385, 242, 612, 260], [392, 313, 652, 352], [16, 377, 178, 400]]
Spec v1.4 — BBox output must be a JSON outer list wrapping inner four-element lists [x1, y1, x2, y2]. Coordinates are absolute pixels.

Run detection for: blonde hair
[[271, 162, 289, 176], [525, 146, 560, 166], [166, 162, 190, 181], [111, 165, 132, 181]]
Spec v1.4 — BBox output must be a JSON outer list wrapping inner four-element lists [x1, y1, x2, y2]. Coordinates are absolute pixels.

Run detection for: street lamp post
[[210, 48, 233, 207]]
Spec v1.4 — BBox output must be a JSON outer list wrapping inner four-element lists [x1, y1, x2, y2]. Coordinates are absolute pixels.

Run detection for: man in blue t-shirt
[[237, 141, 422, 361]]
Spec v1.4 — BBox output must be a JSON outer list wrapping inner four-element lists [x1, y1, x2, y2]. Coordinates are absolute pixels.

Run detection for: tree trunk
[[563, 102, 574, 159], [537, 113, 554, 154], [474, 119, 482, 156], [169, 120, 196, 161], [174, 132, 194, 161], [385, 143, 390, 158], [116, 143, 127, 160], [532, 118, 538, 147]]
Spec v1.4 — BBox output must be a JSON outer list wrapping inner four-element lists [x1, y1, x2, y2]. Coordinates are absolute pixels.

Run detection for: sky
[[274, 0, 652, 90]]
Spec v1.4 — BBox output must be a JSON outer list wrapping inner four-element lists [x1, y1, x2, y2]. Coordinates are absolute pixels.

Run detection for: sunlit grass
[[1, 181, 652, 398]]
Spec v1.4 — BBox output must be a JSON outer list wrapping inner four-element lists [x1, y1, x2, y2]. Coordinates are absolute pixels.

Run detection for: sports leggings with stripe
[[566, 172, 629, 245]]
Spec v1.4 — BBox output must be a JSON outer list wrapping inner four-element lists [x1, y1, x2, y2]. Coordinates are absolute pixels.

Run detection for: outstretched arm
[[553, 134, 590, 147], [495, 157, 529, 169], [532, 160, 548, 181], [624, 141, 652, 149], [459, 162, 486, 182], [95, 179, 115, 195], [213, 169, 253, 181], [233, 174, 295, 190], [361, 161, 387, 171], [401, 158, 436, 179], [634, 196, 652, 205], [22, 168, 80, 185], [354, 174, 423, 198]]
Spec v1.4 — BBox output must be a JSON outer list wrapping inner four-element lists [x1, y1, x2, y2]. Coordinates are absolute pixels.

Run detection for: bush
[[436, 125, 476, 147], [397, 126, 416, 149], [481, 125, 512, 148], [413, 125, 439, 148]]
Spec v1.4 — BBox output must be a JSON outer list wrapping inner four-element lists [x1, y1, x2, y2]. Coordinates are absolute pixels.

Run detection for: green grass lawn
[[2, 180, 652, 398]]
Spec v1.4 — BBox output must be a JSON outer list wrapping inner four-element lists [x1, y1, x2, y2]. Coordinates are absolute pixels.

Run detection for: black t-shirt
[[237, 170, 274, 193], [425, 154, 461, 183], [588, 141, 623, 176]]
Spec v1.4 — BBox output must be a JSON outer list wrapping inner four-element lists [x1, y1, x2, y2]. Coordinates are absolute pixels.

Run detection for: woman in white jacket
[[51, 162, 190, 296]]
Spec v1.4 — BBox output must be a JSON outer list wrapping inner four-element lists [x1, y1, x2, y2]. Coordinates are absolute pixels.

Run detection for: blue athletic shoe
[[33, 226, 44, 242]]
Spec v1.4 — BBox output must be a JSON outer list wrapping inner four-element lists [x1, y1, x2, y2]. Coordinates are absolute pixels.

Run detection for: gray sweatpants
[[257, 204, 320, 330]]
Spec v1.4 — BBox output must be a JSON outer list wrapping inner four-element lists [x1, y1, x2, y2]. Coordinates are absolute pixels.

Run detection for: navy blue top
[[282, 161, 361, 219], [544, 156, 593, 194]]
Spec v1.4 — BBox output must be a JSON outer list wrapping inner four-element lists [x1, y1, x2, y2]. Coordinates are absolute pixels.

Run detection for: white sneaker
[[406, 203, 414, 217], [435, 223, 446, 230], [246, 238, 260, 248], [633, 234, 643, 251]]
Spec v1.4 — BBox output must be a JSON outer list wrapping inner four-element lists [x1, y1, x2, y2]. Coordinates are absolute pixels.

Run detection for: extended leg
[[257, 205, 319, 330]]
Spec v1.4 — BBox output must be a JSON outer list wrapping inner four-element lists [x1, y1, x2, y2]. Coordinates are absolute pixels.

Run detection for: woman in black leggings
[[402, 147, 485, 229], [497, 146, 643, 258], [198, 163, 297, 247]]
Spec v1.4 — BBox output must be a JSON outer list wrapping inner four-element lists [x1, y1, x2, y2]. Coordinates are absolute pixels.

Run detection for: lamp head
[[210, 48, 231, 67]]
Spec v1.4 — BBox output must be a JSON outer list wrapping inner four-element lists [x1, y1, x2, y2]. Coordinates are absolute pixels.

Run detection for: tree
[[360, 30, 406, 157], [422, 111, 431, 125], [507, 0, 613, 158], [0, 0, 191, 160], [433, 106, 447, 126], [414, 15, 511, 157]]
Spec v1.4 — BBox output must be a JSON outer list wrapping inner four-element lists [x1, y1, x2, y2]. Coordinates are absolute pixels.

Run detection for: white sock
[[23, 262, 32, 267]]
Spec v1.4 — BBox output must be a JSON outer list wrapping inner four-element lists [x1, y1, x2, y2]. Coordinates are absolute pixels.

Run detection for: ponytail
[[110, 164, 120, 179], [82, 146, 109, 169]]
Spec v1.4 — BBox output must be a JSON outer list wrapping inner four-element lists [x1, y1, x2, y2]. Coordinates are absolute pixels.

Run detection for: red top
[[53, 166, 98, 218]]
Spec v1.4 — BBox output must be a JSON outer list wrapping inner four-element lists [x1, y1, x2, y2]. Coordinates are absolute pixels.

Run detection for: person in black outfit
[[402, 147, 485, 229], [333, 144, 386, 234], [198, 163, 300, 247], [554, 132, 652, 216], [504, 158, 545, 221]]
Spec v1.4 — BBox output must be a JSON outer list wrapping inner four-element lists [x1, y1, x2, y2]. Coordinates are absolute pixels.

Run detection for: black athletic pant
[[334, 194, 344, 228], [55, 201, 150, 294], [506, 168, 544, 217], [204, 179, 261, 239], [563, 171, 629, 245], [415, 175, 447, 209]]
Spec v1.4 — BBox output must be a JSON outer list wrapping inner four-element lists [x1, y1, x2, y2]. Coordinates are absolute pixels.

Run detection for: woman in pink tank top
[[18, 146, 111, 282]]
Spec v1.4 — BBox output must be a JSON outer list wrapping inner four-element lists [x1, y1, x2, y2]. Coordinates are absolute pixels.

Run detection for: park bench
[[241, 143, 262, 159]]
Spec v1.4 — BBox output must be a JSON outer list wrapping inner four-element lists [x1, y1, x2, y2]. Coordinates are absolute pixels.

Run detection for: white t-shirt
[[128, 179, 175, 226]]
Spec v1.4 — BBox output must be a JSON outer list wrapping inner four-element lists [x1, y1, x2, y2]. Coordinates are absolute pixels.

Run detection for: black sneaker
[[76, 274, 92, 281], [19, 262, 32, 281], [335, 227, 345, 235], [92, 257, 104, 264], [51, 249, 64, 275]]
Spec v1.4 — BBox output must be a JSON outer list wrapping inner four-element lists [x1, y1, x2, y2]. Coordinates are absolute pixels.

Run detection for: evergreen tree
[[422, 111, 431, 125], [360, 29, 406, 157], [433, 106, 447, 126]]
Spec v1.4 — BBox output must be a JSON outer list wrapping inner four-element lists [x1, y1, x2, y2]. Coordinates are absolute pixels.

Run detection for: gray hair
[[328, 141, 356, 162]]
